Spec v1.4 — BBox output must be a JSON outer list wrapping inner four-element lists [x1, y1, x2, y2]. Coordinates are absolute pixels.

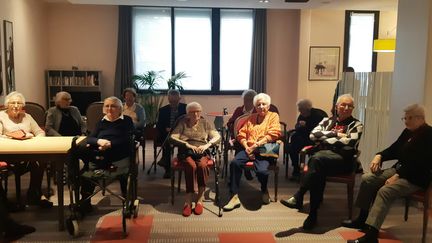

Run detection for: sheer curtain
[[337, 72, 393, 171]]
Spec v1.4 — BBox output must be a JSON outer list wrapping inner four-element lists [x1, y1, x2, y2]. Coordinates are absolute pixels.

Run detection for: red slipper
[[182, 204, 192, 217], [194, 202, 203, 215]]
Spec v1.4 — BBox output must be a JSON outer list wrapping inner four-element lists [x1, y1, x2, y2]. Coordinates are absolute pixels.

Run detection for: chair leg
[[46, 163, 52, 198], [404, 197, 410, 221], [142, 143, 146, 171], [15, 174, 21, 203], [347, 182, 354, 220], [171, 170, 175, 205], [177, 170, 182, 193], [274, 168, 279, 202], [422, 199, 429, 243]]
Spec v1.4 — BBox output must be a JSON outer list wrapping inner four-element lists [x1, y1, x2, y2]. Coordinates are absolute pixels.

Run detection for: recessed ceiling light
[[259, 0, 269, 3]]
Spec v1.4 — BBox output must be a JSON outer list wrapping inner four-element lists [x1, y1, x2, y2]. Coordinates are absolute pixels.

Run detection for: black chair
[[66, 136, 139, 237]]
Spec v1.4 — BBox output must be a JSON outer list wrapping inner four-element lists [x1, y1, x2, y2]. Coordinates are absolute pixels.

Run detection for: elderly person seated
[[78, 96, 134, 214], [156, 89, 187, 178], [223, 93, 281, 211], [343, 104, 432, 243], [0, 91, 51, 208], [45, 91, 86, 136], [289, 99, 327, 180], [280, 94, 363, 230], [122, 87, 146, 132], [169, 102, 221, 217], [227, 89, 279, 142]]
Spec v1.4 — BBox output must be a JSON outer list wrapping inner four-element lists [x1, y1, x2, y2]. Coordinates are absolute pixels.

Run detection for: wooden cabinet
[[46, 70, 102, 115]]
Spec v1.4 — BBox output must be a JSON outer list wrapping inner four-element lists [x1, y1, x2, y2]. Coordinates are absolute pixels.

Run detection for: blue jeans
[[229, 150, 271, 194]]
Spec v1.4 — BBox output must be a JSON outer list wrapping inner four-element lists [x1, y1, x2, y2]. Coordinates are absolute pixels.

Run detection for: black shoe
[[341, 218, 366, 229], [289, 173, 300, 182], [280, 196, 303, 210], [302, 215, 317, 230], [4, 221, 36, 239], [78, 201, 93, 217], [244, 170, 253, 181], [28, 198, 53, 209], [7, 202, 26, 212]]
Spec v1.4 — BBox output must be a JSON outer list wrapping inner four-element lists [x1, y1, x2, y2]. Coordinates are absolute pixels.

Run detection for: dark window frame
[[134, 7, 253, 95], [343, 10, 379, 72]]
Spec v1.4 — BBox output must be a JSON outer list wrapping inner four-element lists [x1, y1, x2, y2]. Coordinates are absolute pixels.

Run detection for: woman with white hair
[[78, 96, 134, 214], [0, 91, 50, 208], [170, 102, 221, 217], [45, 91, 86, 136], [223, 93, 281, 211]]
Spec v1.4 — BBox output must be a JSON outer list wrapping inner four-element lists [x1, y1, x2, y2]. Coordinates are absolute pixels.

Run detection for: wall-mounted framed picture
[[3, 20, 15, 93], [308, 46, 340, 81]]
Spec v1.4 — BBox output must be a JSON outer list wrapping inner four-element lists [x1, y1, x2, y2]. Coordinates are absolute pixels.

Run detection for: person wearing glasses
[[0, 91, 51, 208], [280, 94, 363, 230], [45, 91, 86, 136], [78, 96, 134, 214], [343, 104, 432, 243], [169, 102, 221, 217]]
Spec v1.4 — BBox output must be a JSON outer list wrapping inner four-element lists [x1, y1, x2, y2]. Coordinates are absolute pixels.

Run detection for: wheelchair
[[65, 136, 139, 238]]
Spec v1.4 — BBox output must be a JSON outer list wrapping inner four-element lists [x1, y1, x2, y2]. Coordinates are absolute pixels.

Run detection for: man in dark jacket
[[156, 89, 187, 178], [289, 99, 327, 179], [343, 103, 432, 243]]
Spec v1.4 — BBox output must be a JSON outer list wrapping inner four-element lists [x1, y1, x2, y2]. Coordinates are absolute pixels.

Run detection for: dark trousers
[[289, 134, 312, 174], [229, 150, 270, 194], [11, 161, 47, 202], [297, 150, 353, 214]]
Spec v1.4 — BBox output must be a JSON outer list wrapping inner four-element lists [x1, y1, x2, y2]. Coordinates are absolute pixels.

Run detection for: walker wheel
[[65, 217, 79, 237]]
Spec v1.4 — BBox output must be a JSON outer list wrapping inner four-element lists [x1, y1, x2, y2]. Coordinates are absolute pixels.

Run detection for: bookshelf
[[46, 70, 102, 115]]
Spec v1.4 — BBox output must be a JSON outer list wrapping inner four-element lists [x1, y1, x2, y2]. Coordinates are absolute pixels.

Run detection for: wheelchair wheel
[[133, 199, 140, 218], [65, 217, 79, 237]]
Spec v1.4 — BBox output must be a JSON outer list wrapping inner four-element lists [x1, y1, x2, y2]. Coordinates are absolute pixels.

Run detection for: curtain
[[250, 9, 267, 93], [114, 6, 133, 97], [338, 72, 393, 171]]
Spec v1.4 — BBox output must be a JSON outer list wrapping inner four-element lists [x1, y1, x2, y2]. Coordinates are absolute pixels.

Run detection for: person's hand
[[196, 144, 211, 154], [186, 143, 198, 153], [97, 139, 111, 151], [370, 155, 382, 173], [165, 128, 171, 132], [385, 174, 399, 185], [25, 132, 34, 138], [298, 120, 306, 127]]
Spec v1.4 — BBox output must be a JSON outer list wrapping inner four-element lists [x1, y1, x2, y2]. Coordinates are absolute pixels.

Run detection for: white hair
[[297, 99, 312, 109], [242, 89, 257, 99], [186, 102, 202, 113], [4, 91, 26, 106], [104, 96, 123, 110], [336, 93, 354, 105], [55, 91, 72, 104], [253, 93, 271, 107], [404, 103, 425, 118]]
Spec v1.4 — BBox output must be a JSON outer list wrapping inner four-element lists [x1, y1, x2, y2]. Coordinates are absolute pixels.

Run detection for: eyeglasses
[[401, 115, 421, 121], [104, 104, 119, 109], [338, 103, 354, 109], [8, 101, 24, 106]]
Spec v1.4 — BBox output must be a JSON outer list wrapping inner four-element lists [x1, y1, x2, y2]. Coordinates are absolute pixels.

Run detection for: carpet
[[339, 230, 402, 243], [218, 232, 275, 243]]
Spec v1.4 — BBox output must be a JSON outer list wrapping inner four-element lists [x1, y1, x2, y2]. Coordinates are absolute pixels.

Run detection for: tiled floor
[[5, 141, 430, 243]]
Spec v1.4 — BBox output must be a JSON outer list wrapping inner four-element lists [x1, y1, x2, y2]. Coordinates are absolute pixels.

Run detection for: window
[[132, 7, 254, 93], [220, 9, 253, 91], [343, 11, 379, 72]]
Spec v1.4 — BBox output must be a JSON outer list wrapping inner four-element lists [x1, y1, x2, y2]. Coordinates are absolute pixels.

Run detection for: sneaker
[[194, 202, 203, 215], [262, 191, 270, 205], [280, 196, 303, 210], [182, 204, 192, 217], [302, 214, 317, 230], [223, 194, 241, 211]]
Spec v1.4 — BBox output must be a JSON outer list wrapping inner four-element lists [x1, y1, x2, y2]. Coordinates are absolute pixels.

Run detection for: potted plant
[[167, 71, 187, 90]]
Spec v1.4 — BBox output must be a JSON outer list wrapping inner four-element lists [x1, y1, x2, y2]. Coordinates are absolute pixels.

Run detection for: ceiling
[[57, 0, 398, 11]]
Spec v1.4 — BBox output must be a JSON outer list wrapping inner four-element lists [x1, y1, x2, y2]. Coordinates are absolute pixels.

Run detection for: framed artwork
[[3, 20, 15, 93], [308, 46, 340, 81]]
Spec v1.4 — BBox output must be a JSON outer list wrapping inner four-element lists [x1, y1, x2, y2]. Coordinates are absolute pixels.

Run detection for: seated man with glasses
[[343, 103, 432, 243], [280, 94, 363, 230]]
